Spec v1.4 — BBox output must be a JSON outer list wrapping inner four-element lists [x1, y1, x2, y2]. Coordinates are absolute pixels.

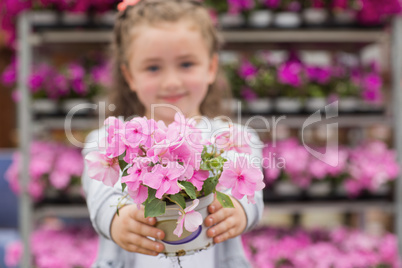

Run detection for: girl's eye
[[147, 65, 160, 72], [181, 62, 194, 68]]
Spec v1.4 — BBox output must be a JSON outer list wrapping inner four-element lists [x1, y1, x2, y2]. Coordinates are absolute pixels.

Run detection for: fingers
[[206, 213, 236, 238], [213, 227, 237, 244], [207, 197, 222, 214], [131, 206, 157, 226], [205, 205, 232, 227], [125, 233, 165, 256]]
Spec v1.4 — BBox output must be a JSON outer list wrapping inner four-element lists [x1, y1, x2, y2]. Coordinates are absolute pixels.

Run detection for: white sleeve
[[81, 129, 126, 240]]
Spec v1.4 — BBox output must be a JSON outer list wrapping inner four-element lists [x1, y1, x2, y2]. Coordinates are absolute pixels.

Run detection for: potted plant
[[331, 0, 361, 25], [275, 59, 305, 113], [237, 58, 275, 114], [304, 65, 332, 112], [273, 0, 302, 28], [302, 0, 329, 26], [85, 113, 265, 256], [248, 0, 278, 28], [358, 62, 384, 112]]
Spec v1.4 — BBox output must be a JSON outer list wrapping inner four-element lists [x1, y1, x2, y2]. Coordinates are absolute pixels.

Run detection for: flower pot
[[61, 98, 93, 115], [302, 8, 328, 26], [275, 181, 301, 196], [333, 10, 356, 25], [155, 194, 214, 257], [307, 181, 331, 197], [246, 98, 273, 114], [30, 11, 58, 25], [274, 97, 302, 113], [219, 13, 245, 28], [248, 10, 273, 28], [305, 97, 327, 112], [273, 12, 302, 28], [338, 97, 358, 112], [62, 12, 88, 25], [32, 99, 59, 114]]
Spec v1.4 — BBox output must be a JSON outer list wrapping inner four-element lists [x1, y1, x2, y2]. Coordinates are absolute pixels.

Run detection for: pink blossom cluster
[[242, 227, 400, 268], [262, 138, 398, 196], [0, 0, 118, 46], [86, 113, 264, 236], [5, 223, 98, 268], [5, 141, 84, 201], [1, 57, 111, 101], [229, 52, 383, 103], [344, 141, 399, 196]]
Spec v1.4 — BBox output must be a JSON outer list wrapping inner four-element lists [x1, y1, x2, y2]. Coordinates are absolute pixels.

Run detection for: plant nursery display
[[242, 226, 400, 268], [223, 51, 384, 113], [262, 138, 399, 198], [5, 141, 84, 201], [0, 54, 111, 113], [85, 113, 265, 256]]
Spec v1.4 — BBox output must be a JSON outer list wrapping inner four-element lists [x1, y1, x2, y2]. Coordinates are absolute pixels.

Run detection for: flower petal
[[184, 211, 203, 232]]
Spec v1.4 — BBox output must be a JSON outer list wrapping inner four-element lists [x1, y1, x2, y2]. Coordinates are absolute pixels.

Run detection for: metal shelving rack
[[17, 11, 402, 267]]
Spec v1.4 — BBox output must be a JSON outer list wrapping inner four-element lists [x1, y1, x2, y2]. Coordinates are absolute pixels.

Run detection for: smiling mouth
[[159, 93, 188, 102]]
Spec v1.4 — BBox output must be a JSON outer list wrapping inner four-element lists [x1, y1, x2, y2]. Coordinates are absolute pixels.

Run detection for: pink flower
[[104, 117, 126, 158], [213, 125, 252, 154], [218, 157, 265, 203], [122, 158, 151, 192], [143, 162, 184, 199], [5, 240, 22, 267], [127, 184, 148, 207], [123, 116, 155, 149], [187, 169, 209, 191], [173, 199, 203, 237], [85, 151, 120, 187]]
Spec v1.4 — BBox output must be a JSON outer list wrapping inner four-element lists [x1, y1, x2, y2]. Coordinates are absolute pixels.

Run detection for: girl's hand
[[111, 204, 165, 256], [204, 196, 247, 244]]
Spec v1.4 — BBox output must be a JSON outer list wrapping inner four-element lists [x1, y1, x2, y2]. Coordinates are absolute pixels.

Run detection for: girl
[[82, 0, 264, 267]]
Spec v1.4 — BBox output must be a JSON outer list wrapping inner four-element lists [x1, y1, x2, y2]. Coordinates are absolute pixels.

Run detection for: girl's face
[[122, 21, 218, 124]]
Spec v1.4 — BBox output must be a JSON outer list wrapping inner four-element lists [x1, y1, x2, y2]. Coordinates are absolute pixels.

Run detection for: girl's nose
[[162, 69, 182, 91]]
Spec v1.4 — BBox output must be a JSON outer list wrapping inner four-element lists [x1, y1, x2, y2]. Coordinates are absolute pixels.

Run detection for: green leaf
[[216, 191, 234, 208], [179, 181, 197, 199], [121, 183, 127, 193], [170, 194, 186, 210], [116, 207, 120, 216], [202, 177, 217, 196], [144, 187, 156, 205], [144, 199, 166, 218], [200, 162, 210, 171]]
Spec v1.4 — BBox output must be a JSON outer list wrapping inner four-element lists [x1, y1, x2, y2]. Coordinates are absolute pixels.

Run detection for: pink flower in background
[[362, 72, 383, 103], [219, 157, 265, 203], [5, 240, 22, 267], [238, 61, 258, 79], [143, 163, 184, 199], [85, 151, 120, 187], [173, 199, 203, 237], [1, 58, 16, 86], [306, 66, 332, 84], [278, 61, 304, 87], [240, 87, 258, 101]]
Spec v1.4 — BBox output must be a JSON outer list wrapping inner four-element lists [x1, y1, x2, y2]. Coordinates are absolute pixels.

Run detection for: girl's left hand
[[204, 196, 247, 244]]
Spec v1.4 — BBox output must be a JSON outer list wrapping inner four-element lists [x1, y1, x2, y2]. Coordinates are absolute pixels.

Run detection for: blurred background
[[1, 0, 402, 267]]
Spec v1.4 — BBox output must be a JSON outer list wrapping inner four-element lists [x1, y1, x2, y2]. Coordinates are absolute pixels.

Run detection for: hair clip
[[117, 0, 141, 12]]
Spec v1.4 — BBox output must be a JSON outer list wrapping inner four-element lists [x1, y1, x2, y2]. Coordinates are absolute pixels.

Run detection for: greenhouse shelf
[[16, 10, 402, 267]]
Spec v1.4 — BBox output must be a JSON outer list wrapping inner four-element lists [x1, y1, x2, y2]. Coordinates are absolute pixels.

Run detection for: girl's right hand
[[111, 204, 165, 256]]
